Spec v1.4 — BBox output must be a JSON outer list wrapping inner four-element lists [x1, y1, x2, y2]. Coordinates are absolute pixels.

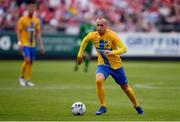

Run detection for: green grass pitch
[[0, 60, 180, 121]]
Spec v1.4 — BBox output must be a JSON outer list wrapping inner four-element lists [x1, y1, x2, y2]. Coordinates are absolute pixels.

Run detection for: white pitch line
[[0, 85, 117, 90], [133, 83, 180, 90], [0, 84, 180, 90]]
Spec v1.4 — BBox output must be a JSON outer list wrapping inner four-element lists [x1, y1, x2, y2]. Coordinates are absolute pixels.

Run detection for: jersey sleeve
[[18, 18, 23, 31], [112, 33, 127, 55], [77, 32, 93, 57]]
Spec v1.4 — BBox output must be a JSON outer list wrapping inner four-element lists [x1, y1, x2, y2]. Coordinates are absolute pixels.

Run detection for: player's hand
[[77, 57, 83, 65], [40, 45, 45, 54], [19, 45, 23, 55], [104, 50, 113, 56]]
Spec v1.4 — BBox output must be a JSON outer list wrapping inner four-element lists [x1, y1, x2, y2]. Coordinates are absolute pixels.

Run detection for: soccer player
[[17, 2, 45, 87], [74, 17, 96, 72], [77, 17, 144, 115]]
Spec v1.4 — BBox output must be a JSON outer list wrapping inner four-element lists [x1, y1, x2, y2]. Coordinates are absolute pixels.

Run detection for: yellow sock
[[26, 62, 32, 81], [124, 86, 139, 107], [20, 60, 27, 78], [96, 79, 106, 107]]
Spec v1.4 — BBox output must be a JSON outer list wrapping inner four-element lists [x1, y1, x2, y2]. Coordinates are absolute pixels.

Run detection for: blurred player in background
[[74, 16, 96, 72], [77, 17, 144, 115], [17, 1, 45, 87]]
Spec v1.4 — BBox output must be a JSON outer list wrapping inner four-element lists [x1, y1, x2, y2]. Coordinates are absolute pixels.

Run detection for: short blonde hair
[[96, 17, 108, 26]]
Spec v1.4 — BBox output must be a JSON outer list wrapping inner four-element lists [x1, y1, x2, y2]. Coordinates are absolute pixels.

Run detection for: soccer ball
[[71, 102, 86, 115]]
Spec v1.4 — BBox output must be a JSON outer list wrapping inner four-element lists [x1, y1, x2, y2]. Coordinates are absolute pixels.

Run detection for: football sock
[[96, 79, 106, 107], [84, 58, 89, 72], [124, 86, 139, 107], [26, 62, 32, 81], [85, 58, 89, 68], [74, 63, 78, 71], [20, 60, 27, 78]]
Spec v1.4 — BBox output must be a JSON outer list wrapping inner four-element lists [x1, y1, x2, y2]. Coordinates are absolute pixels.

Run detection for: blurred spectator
[[0, 0, 179, 33]]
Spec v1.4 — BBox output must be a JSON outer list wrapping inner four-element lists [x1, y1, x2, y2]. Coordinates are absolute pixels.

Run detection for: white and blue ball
[[71, 102, 86, 115]]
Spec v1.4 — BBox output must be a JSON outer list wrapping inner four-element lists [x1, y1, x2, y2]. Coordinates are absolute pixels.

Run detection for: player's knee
[[96, 74, 105, 85], [96, 78, 103, 85], [25, 58, 31, 64], [121, 84, 129, 91]]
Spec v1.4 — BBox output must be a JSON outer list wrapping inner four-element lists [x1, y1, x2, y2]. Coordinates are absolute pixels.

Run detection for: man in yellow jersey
[[17, 2, 45, 87], [77, 17, 144, 115]]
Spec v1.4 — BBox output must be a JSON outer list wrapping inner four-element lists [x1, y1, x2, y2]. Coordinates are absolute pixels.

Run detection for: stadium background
[[0, 0, 179, 59], [0, 0, 180, 121]]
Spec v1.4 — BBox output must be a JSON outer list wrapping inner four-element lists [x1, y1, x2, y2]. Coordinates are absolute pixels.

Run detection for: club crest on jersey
[[105, 40, 110, 46], [26, 22, 35, 32]]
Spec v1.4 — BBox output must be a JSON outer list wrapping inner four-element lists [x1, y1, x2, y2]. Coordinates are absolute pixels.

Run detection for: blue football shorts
[[96, 65, 128, 85], [23, 46, 36, 61]]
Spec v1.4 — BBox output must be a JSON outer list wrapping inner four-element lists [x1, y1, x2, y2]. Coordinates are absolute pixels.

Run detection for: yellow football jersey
[[18, 16, 40, 47], [78, 29, 127, 69]]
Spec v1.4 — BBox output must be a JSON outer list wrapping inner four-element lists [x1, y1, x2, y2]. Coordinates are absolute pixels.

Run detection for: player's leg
[[95, 65, 110, 115], [84, 52, 90, 72], [20, 47, 29, 78], [26, 62, 34, 87], [74, 63, 78, 71], [25, 47, 35, 87], [74, 61, 79, 71], [84, 43, 93, 72], [96, 73, 107, 115], [20, 59, 27, 79], [19, 46, 30, 86], [96, 73, 106, 107], [111, 67, 144, 114], [121, 84, 144, 114], [25, 59, 33, 85], [19, 58, 29, 86], [120, 84, 143, 114]]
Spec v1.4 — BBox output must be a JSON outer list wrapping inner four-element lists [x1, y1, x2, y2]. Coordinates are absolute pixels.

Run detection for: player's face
[[96, 20, 107, 35], [28, 4, 36, 15]]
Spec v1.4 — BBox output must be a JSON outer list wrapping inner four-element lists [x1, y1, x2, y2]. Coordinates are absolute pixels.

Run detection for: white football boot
[[19, 77, 27, 86], [26, 81, 35, 87]]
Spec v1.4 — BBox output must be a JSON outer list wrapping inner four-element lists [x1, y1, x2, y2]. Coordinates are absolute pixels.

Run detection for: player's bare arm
[[17, 26, 23, 55], [37, 29, 45, 54]]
